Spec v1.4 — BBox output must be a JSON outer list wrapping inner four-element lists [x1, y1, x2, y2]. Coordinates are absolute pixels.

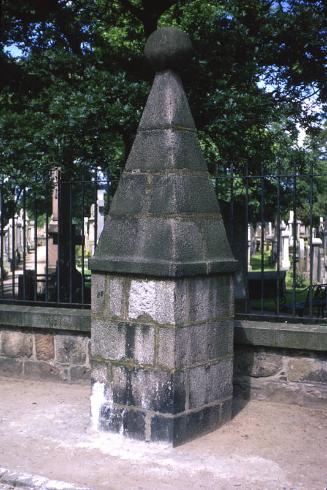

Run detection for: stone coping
[[0, 305, 326, 351], [235, 320, 327, 352], [0, 305, 90, 333]]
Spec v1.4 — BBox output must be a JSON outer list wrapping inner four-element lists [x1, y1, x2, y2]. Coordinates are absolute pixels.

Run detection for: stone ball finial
[[144, 26, 193, 72]]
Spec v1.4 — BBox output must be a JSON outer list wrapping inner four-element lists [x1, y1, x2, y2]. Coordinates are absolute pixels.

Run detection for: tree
[[0, 0, 326, 209]]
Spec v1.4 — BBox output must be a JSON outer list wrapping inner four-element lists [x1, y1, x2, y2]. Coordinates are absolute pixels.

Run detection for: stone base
[[98, 398, 232, 446], [91, 273, 234, 445]]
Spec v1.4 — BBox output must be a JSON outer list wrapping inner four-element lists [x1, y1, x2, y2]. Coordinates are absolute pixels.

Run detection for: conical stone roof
[[90, 27, 237, 277]]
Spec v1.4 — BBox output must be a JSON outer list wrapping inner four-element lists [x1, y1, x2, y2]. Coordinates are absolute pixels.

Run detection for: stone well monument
[[89, 26, 237, 445]]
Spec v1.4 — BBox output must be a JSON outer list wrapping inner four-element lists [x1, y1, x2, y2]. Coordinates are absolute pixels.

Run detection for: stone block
[[175, 276, 233, 324], [24, 361, 64, 381], [125, 128, 206, 172], [91, 274, 107, 314], [234, 347, 283, 378], [173, 403, 222, 446], [128, 279, 175, 324], [100, 405, 146, 440], [151, 402, 223, 446], [70, 366, 91, 383], [138, 70, 195, 131], [91, 319, 126, 361], [207, 359, 233, 404], [55, 335, 88, 365], [157, 322, 233, 370], [157, 327, 175, 368], [92, 320, 155, 364], [1, 331, 33, 358], [107, 276, 125, 318], [133, 324, 155, 364], [91, 363, 109, 384], [287, 357, 327, 383], [35, 334, 54, 361], [0, 357, 23, 376], [220, 398, 232, 424], [189, 358, 233, 409], [111, 366, 186, 414], [149, 175, 220, 216]]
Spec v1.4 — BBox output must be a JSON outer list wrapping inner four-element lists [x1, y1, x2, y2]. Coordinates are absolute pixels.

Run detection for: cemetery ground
[[0, 377, 326, 490]]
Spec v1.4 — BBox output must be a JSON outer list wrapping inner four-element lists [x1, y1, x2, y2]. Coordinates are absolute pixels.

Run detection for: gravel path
[[0, 376, 326, 490]]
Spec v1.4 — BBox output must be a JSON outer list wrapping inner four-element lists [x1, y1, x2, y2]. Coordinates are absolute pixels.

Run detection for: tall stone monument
[[89, 27, 237, 446]]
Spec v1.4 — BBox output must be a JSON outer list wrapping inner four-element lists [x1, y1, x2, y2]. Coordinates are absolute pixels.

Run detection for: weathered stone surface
[[100, 405, 146, 440], [128, 279, 175, 324], [89, 26, 235, 445], [158, 321, 233, 369], [24, 361, 64, 380], [125, 129, 206, 172], [1, 331, 33, 358], [55, 335, 88, 365], [111, 366, 186, 414], [139, 70, 195, 131], [35, 334, 55, 361], [188, 359, 233, 409], [70, 366, 91, 382], [287, 357, 327, 383], [91, 274, 107, 314], [92, 320, 155, 364], [151, 401, 224, 446], [89, 27, 236, 278], [0, 357, 23, 376], [110, 173, 221, 218], [0, 304, 90, 333], [234, 348, 283, 378], [144, 26, 193, 72], [175, 275, 234, 323], [108, 276, 125, 318]]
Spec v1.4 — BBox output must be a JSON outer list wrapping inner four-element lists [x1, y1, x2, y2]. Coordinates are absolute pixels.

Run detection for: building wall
[[0, 306, 326, 409], [0, 306, 90, 383]]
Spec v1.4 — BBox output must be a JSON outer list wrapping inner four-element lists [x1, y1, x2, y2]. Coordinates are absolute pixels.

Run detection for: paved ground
[[0, 377, 326, 490]]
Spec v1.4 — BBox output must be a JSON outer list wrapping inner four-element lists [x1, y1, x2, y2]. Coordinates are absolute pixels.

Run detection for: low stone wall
[[0, 306, 326, 409], [0, 305, 90, 383], [234, 320, 327, 408]]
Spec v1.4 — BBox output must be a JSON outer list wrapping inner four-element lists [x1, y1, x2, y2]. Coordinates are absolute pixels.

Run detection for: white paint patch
[[66, 433, 288, 487], [90, 382, 106, 431]]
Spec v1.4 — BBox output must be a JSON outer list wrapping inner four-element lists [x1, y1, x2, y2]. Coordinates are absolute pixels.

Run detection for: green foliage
[[0, 0, 326, 223]]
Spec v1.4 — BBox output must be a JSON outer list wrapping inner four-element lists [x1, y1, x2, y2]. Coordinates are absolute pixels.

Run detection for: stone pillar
[[89, 27, 237, 446], [312, 237, 323, 283], [96, 190, 105, 242]]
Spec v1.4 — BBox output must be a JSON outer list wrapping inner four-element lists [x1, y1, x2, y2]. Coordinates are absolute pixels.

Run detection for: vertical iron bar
[[34, 193, 38, 302], [0, 184, 4, 298], [11, 196, 15, 299], [81, 173, 85, 305], [309, 161, 314, 316], [276, 160, 281, 315], [230, 163, 234, 245], [57, 178, 60, 303], [292, 163, 297, 316], [94, 169, 98, 251], [45, 184, 49, 303], [69, 181, 73, 304], [244, 162, 249, 314], [260, 164, 265, 313], [22, 189, 26, 300]]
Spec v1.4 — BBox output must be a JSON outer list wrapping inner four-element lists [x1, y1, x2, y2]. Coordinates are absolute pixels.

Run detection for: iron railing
[[0, 169, 115, 308], [1, 163, 327, 322]]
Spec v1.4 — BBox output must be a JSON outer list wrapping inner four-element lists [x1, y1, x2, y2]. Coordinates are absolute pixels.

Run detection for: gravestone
[[89, 27, 237, 445], [281, 221, 290, 270]]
